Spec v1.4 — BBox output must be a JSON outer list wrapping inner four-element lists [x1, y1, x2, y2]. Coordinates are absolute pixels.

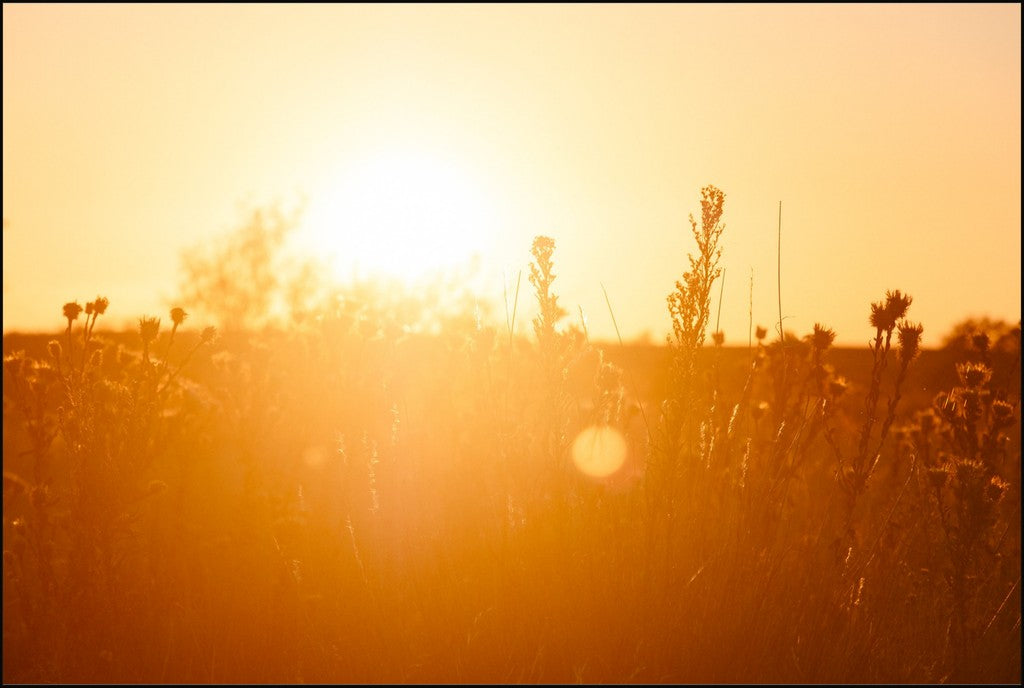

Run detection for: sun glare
[[572, 425, 628, 478], [302, 150, 498, 284]]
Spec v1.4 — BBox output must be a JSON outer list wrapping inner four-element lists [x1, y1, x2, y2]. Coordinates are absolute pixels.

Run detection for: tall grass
[[3, 189, 1019, 683]]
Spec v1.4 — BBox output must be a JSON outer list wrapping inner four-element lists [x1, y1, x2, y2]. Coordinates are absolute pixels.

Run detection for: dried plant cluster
[[2, 189, 1020, 684]]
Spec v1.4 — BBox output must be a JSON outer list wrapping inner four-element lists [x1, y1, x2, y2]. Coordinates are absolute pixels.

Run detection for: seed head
[[956, 362, 991, 389], [712, 331, 725, 346], [63, 302, 83, 323], [869, 290, 913, 333], [170, 307, 188, 326], [93, 297, 109, 315], [991, 399, 1014, 426], [986, 475, 1009, 502], [885, 290, 913, 322], [139, 316, 160, 345], [810, 323, 836, 351], [755, 325, 767, 341], [898, 321, 924, 364]]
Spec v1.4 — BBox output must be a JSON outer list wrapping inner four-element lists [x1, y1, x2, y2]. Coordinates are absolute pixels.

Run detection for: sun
[[302, 149, 499, 284]]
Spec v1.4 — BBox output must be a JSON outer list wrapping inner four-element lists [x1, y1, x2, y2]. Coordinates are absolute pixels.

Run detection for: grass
[[2, 187, 1020, 684]]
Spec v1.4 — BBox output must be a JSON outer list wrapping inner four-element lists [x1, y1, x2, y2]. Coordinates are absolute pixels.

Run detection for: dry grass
[[3, 189, 1020, 684]]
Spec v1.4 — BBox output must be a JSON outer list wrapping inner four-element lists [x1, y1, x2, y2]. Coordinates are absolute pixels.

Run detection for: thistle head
[[956, 361, 992, 389], [139, 316, 160, 345], [885, 290, 913, 322], [170, 307, 188, 327], [985, 475, 1009, 503], [898, 321, 924, 364], [63, 302, 83, 323], [809, 323, 836, 352], [869, 290, 913, 333]]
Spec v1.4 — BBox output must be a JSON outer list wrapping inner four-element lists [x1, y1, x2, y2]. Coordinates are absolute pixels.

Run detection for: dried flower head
[[170, 307, 188, 326], [85, 301, 95, 316], [93, 296, 109, 315], [869, 290, 913, 333], [810, 323, 836, 351], [755, 325, 767, 341], [898, 321, 924, 364], [986, 475, 1009, 502], [956, 362, 992, 389], [991, 399, 1015, 426], [885, 290, 913, 322], [139, 316, 160, 345], [63, 302, 83, 323], [712, 331, 725, 346]]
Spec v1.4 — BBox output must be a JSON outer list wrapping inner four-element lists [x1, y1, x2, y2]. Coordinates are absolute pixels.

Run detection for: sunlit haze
[[3, 4, 1020, 343], [3, 6, 1021, 685]]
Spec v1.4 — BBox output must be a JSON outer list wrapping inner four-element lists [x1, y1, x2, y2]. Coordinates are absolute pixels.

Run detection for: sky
[[3, 4, 1020, 345]]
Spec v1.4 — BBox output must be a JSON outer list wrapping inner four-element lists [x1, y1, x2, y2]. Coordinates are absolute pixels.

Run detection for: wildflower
[[885, 290, 913, 322], [869, 290, 913, 333], [170, 307, 187, 326], [63, 302, 83, 323], [898, 321, 923, 364], [956, 362, 991, 389], [991, 399, 1014, 426], [986, 475, 1009, 502], [810, 323, 836, 351], [139, 316, 160, 345]]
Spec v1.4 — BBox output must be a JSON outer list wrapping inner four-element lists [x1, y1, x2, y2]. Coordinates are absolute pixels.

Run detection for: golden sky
[[3, 4, 1020, 344]]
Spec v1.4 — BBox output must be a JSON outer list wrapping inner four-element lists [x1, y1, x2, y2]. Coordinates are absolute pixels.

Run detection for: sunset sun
[[302, 149, 499, 284]]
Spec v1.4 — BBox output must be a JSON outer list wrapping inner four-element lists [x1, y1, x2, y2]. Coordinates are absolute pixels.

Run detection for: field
[[3, 194, 1020, 684]]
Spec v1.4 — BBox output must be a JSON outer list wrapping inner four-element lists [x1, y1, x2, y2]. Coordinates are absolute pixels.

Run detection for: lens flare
[[571, 425, 627, 478]]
